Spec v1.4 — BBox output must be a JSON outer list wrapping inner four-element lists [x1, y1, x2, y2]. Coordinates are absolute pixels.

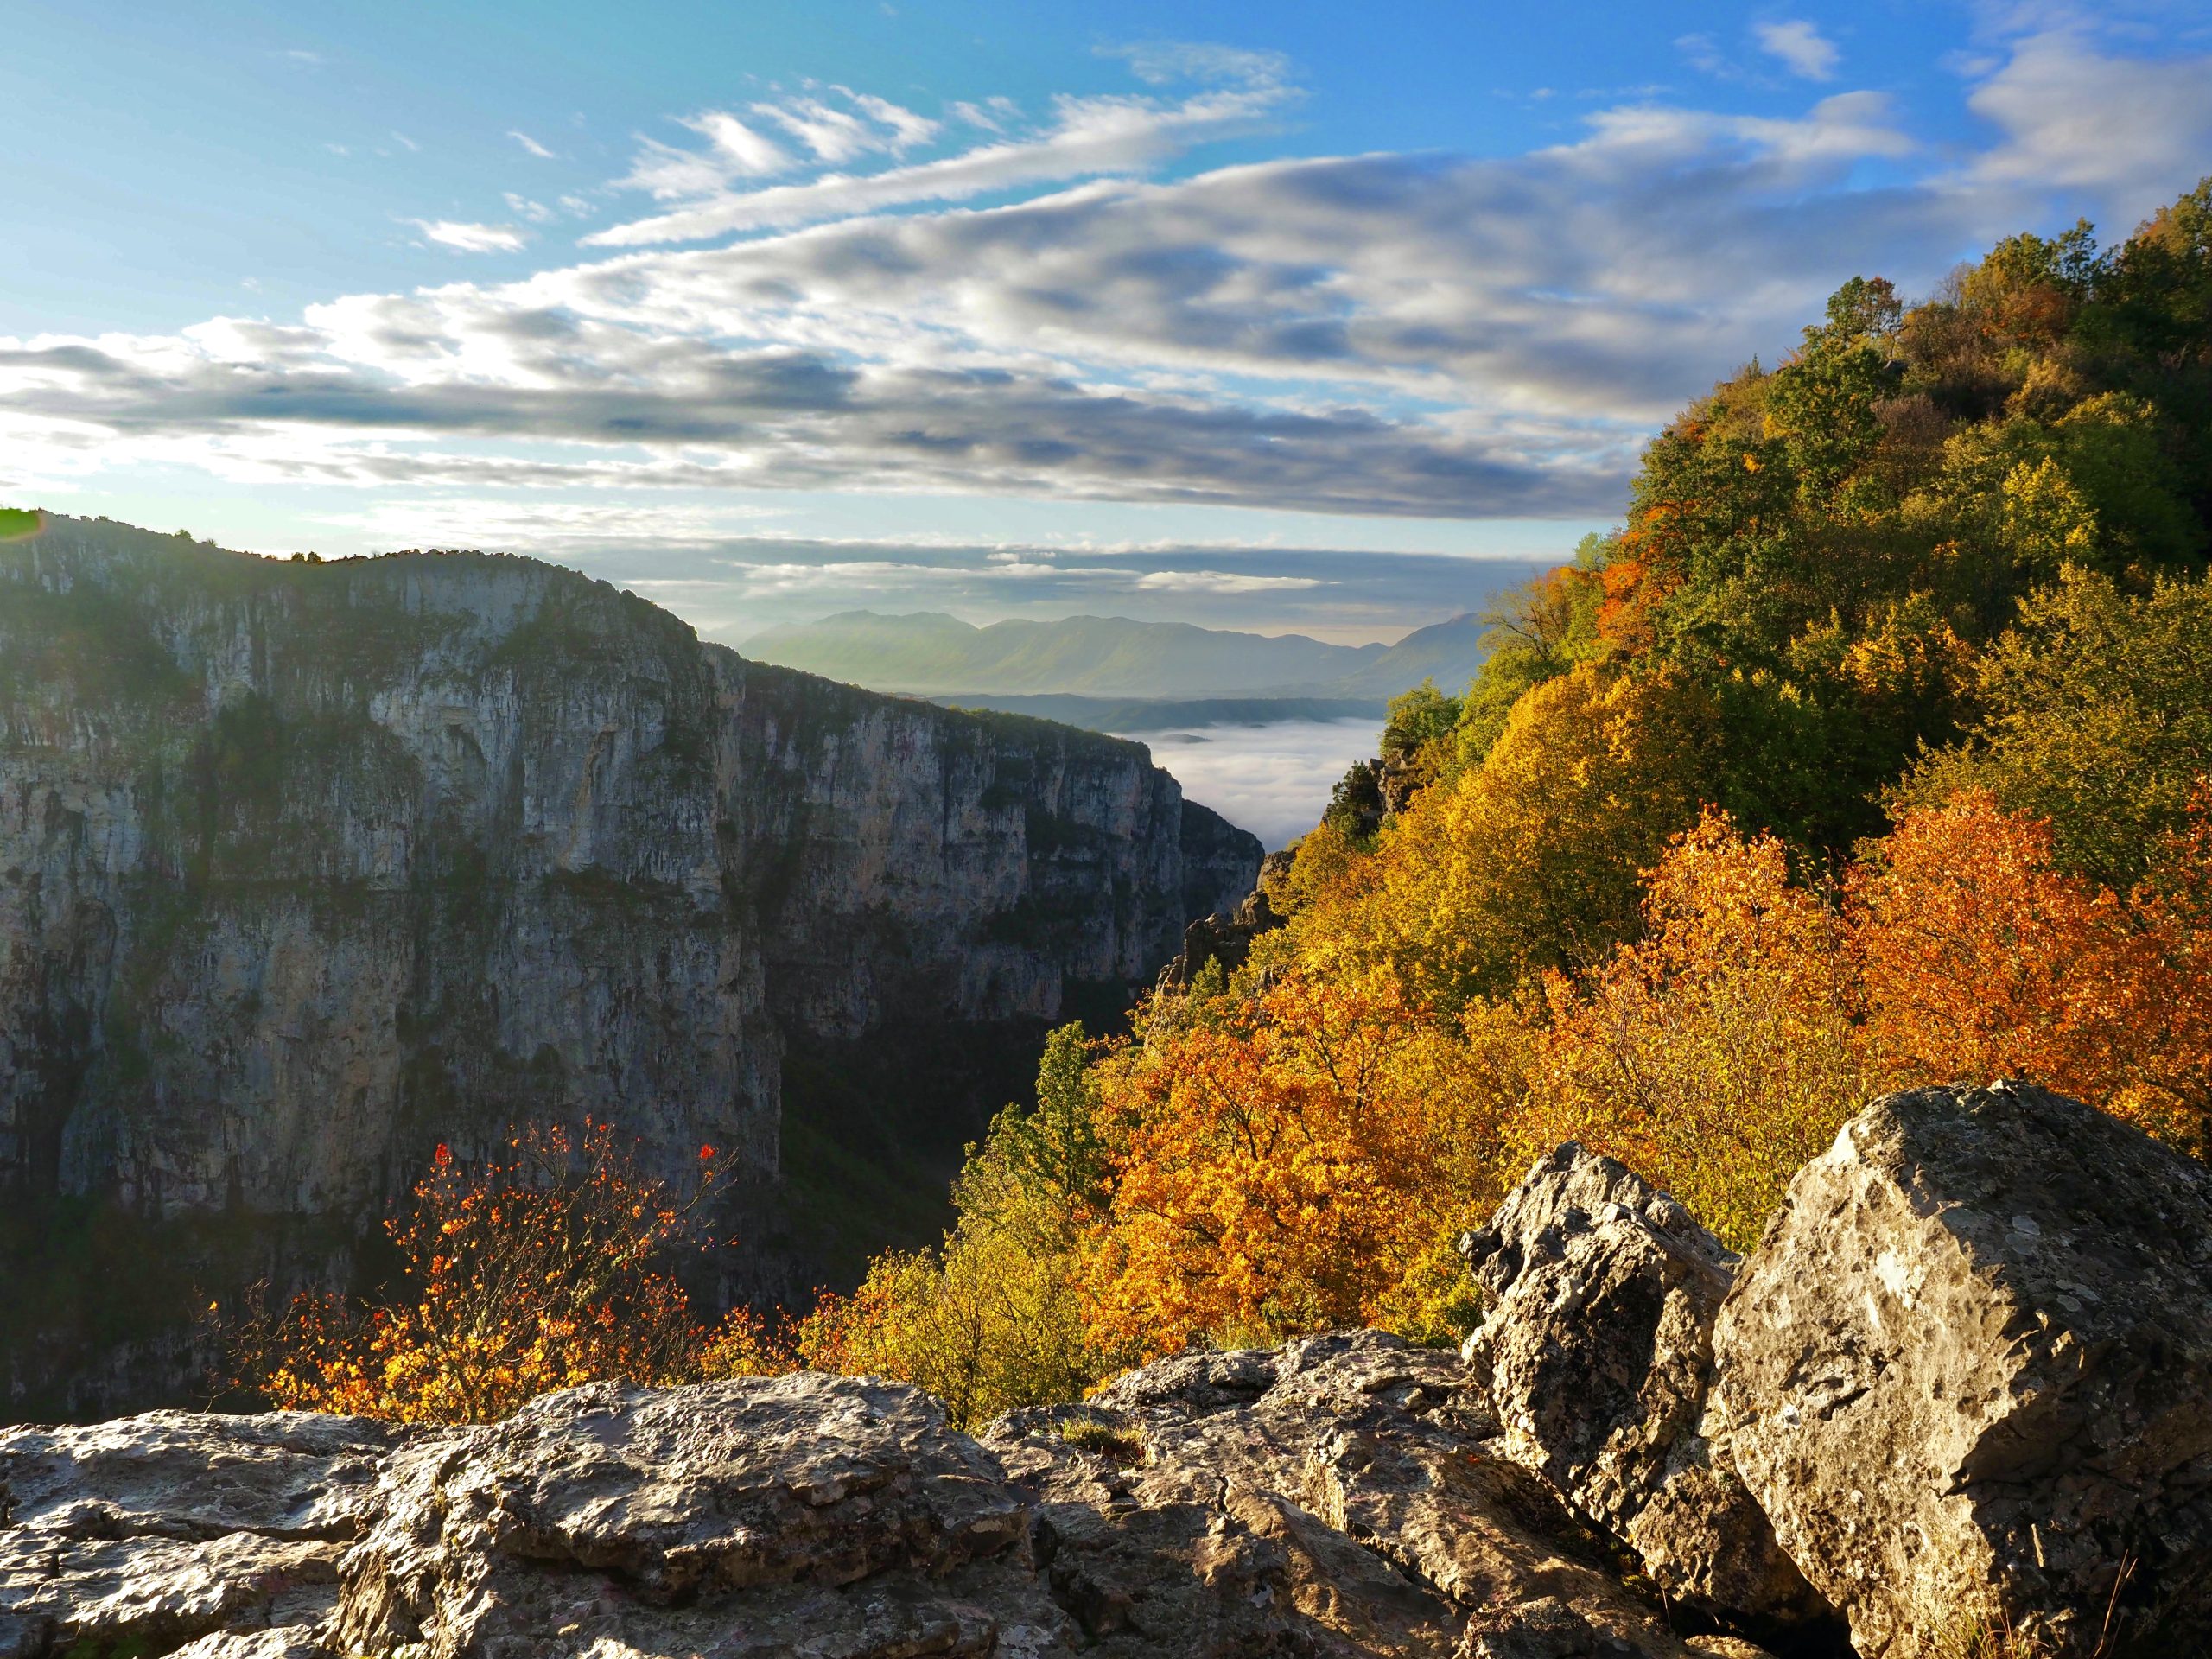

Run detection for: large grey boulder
[[1713, 1081, 2212, 1656], [0, 1409, 391, 1658], [1461, 1144, 1827, 1629]]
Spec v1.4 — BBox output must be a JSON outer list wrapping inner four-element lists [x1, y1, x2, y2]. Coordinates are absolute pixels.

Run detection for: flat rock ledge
[[3, 1338, 1756, 1659], [5, 1081, 2205, 1658]]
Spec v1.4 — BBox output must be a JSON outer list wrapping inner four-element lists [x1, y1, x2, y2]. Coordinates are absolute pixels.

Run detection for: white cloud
[[391, 130, 421, 153], [1755, 21, 1841, 81], [950, 97, 1020, 133], [1963, 29, 2212, 226], [408, 219, 531, 253], [754, 98, 879, 162], [504, 194, 558, 224], [848, 92, 940, 149], [1133, 569, 1322, 593], [1139, 719, 1380, 849], [509, 130, 558, 160], [1109, 41, 1291, 89], [319, 497, 781, 548], [1676, 33, 1730, 77], [690, 111, 793, 175]]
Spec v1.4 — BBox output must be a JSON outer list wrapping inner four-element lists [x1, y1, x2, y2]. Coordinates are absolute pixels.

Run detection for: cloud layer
[[3, 24, 2208, 556]]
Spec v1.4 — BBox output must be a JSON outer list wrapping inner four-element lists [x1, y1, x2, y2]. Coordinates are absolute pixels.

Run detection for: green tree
[[1902, 565, 2212, 885]]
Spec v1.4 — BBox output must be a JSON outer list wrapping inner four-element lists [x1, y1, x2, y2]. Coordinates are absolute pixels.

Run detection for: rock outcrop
[[3, 1335, 1766, 1659], [1154, 848, 1290, 992], [10, 1082, 2205, 1656], [0, 1409, 395, 1656], [1713, 1081, 2212, 1657], [0, 516, 1258, 1416], [1462, 1145, 1826, 1630]]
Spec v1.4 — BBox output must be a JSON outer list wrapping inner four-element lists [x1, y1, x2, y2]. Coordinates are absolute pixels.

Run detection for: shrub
[[227, 1122, 785, 1423]]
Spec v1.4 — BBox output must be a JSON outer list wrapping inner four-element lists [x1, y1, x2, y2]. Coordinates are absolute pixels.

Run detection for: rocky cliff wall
[[0, 515, 1258, 1414]]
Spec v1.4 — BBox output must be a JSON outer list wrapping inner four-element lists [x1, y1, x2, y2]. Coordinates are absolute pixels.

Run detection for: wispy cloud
[[950, 96, 1020, 133], [407, 218, 531, 253], [1755, 21, 1841, 81], [588, 55, 1294, 247], [1133, 569, 1323, 593], [508, 129, 558, 160]]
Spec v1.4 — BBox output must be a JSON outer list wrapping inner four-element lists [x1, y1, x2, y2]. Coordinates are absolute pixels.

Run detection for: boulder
[[1713, 1081, 2212, 1656], [1461, 1144, 1827, 1628], [0, 1410, 392, 1657], [168, 1630, 335, 1659]]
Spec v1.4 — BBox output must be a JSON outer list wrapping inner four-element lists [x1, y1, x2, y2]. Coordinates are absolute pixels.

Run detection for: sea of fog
[[1122, 715, 1382, 854]]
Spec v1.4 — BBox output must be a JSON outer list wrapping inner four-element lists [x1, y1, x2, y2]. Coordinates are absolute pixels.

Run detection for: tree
[[1378, 664, 1719, 1002], [1903, 566, 2212, 886], [1457, 563, 1599, 761], [1084, 976, 1499, 1359], [1527, 813, 1866, 1250], [229, 1123, 778, 1423], [1853, 789, 2210, 1152]]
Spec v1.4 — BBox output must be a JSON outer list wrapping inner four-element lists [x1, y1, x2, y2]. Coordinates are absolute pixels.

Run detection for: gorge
[[0, 513, 1259, 1419]]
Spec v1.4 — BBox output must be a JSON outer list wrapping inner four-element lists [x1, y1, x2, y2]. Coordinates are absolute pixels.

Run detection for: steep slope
[[0, 515, 1258, 1416]]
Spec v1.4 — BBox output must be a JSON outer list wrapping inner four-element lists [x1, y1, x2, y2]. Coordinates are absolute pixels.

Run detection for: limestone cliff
[[0, 515, 1258, 1415]]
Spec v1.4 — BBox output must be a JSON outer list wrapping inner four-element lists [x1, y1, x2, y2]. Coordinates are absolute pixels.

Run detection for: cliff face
[[0, 516, 1258, 1414]]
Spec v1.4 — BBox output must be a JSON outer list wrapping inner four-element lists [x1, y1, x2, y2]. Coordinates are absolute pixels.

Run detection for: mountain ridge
[[740, 607, 1510, 701]]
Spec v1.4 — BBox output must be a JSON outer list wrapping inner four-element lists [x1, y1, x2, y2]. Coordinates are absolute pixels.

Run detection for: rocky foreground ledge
[[4, 1081, 2209, 1659]]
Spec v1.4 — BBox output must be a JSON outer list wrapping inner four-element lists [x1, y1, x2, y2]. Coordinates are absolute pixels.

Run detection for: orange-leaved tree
[[1853, 786, 2212, 1151], [230, 1121, 789, 1423], [1084, 976, 1505, 1360]]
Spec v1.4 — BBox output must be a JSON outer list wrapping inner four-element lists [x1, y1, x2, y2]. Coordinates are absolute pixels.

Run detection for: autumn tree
[[1084, 976, 1502, 1359], [1525, 814, 1866, 1250], [229, 1122, 783, 1424], [1853, 789, 2211, 1151]]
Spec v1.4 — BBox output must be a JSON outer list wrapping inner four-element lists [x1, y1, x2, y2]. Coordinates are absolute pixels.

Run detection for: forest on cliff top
[[244, 180, 2212, 1433]]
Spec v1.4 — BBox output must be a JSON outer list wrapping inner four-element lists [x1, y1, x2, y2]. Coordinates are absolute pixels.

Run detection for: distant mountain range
[[739, 611, 1497, 702], [930, 694, 1388, 730]]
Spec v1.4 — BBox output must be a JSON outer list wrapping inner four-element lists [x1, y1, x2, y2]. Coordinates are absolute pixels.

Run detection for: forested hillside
[[785, 179, 2212, 1421]]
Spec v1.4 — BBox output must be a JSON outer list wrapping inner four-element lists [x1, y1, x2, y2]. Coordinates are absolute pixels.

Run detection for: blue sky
[[4, 0, 2209, 641]]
